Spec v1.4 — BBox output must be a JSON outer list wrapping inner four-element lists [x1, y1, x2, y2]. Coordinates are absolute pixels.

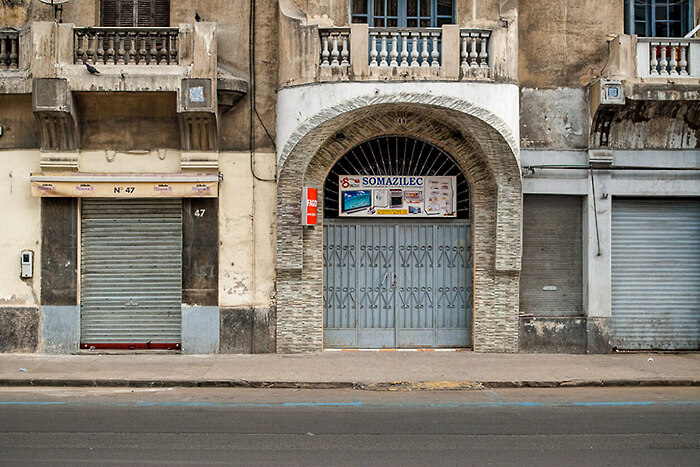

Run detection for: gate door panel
[[80, 199, 182, 349], [324, 221, 472, 348]]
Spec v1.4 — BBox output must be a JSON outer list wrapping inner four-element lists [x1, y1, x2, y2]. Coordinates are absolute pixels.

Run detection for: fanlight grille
[[324, 136, 469, 219]]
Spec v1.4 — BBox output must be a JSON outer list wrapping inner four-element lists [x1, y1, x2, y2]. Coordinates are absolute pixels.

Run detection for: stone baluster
[[160, 32, 169, 64], [341, 33, 349, 66], [400, 33, 409, 67], [0, 37, 6, 69], [420, 34, 429, 67], [389, 33, 399, 67], [679, 43, 688, 75], [369, 31, 379, 67], [649, 44, 659, 75], [138, 32, 148, 64], [479, 36, 488, 68], [470, 36, 478, 67], [117, 33, 126, 64], [106, 33, 115, 64], [330, 33, 340, 66], [96, 33, 105, 64], [75, 31, 85, 63], [149, 32, 158, 64], [86, 33, 95, 64], [669, 43, 678, 75], [128, 32, 137, 64], [460, 34, 468, 68], [659, 45, 668, 75], [320, 32, 330, 66], [169, 31, 178, 64], [8, 36, 17, 69], [410, 33, 419, 67], [431, 33, 439, 67], [379, 33, 388, 67]]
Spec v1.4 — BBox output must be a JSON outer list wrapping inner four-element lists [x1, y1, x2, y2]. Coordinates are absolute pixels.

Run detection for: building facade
[[0, 0, 698, 354]]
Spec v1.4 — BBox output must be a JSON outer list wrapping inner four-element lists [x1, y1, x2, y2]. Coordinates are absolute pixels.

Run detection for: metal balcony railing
[[74, 27, 179, 65]]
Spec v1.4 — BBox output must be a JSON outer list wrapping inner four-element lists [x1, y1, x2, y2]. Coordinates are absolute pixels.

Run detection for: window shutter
[[101, 0, 168, 27], [154, 0, 170, 27], [100, 0, 123, 26]]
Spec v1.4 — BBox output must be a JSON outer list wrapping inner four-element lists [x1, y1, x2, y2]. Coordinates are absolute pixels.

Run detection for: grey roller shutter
[[80, 199, 182, 348], [611, 198, 700, 350], [520, 195, 583, 317]]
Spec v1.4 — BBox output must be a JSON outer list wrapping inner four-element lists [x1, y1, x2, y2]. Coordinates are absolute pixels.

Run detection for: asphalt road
[[0, 387, 698, 466]]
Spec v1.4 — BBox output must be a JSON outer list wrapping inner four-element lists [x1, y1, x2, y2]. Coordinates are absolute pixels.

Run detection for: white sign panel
[[338, 175, 457, 218]]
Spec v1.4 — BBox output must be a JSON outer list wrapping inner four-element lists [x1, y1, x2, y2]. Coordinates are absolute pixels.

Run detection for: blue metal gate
[[323, 221, 472, 348]]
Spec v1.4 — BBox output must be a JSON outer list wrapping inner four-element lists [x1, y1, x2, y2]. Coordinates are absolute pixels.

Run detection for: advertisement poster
[[338, 175, 456, 218]]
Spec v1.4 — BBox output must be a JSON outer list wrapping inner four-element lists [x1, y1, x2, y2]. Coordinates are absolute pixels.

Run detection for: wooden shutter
[[101, 0, 169, 27]]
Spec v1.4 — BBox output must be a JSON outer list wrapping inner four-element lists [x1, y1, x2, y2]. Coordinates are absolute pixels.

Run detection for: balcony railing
[[637, 38, 699, 77], [74, 27, 180, 65], [318, 26, 490, 79], [0, 29, 19, 69]]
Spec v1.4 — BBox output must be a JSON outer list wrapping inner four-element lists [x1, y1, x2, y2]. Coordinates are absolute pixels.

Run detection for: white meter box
[[338, 175, 456, 218]]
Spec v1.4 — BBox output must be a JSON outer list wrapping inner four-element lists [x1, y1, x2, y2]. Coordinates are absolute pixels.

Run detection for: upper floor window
[[351, 0, 455, 27], [101, 0, 170, 27], [624, 0, 694, 37]]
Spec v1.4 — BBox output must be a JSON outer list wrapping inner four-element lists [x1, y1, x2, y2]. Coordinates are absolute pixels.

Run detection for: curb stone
[[0, 379, 697, 390]]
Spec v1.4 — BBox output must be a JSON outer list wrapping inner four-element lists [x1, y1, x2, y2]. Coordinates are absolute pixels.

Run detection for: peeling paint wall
[[520, 88, 589, 149]]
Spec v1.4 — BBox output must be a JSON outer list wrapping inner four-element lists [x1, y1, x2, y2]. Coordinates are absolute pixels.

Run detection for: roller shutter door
[[611, 198, 700, 350], [520, 195, 583, 316], [80, 199, 182, 349]]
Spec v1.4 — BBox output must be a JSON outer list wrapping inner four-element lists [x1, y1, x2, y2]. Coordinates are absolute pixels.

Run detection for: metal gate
[[611, 198, 700, 350], [80, 199, 183, 349], [323, 221, 472, 348]]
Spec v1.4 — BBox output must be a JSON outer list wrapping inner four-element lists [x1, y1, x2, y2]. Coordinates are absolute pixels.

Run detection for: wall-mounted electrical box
[[20, 250, 33, 279]]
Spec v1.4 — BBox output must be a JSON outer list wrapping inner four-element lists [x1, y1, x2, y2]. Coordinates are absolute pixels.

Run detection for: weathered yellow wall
[[218, 151, 276, 309], [519, 0, 624, 88], [79, 149, 181, 173], [0, 150, 41, 307], [0, 95, 40, 149]]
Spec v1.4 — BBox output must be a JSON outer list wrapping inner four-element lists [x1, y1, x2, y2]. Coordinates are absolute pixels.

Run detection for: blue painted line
[[573, 401, 655, 406]]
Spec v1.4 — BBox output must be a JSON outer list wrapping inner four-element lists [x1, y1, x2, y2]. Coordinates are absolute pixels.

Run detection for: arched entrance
[[276, 94, 522, 353], [323, 136, 472, 348]]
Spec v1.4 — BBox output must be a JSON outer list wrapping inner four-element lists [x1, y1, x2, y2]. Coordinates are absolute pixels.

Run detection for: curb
[[0, 378, 697, 390]]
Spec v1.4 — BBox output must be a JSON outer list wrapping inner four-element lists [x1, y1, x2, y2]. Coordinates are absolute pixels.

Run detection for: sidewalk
[[0, 352, 698, 390]]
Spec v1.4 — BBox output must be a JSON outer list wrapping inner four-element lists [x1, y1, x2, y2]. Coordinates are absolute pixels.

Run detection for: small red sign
[[301, 187, 318, 225]]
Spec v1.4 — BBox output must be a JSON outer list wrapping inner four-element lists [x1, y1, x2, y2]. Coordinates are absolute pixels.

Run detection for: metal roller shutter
[[520, 195, 583, 317], [611, 198, 700, 350], [80, 199, 182, 349]]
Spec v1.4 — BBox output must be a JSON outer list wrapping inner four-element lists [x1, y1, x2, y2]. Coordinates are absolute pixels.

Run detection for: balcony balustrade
[[0, 30, 20, 69], [74, 27, 180, 65], [317, 26, 491, 80], [637, 38, 699, 77]]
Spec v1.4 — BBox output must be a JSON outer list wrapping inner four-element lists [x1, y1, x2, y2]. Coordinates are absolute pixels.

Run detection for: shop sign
[[338, 175, 456, 218], [30, 174, 218, 198], [301, 186, 318, 225]]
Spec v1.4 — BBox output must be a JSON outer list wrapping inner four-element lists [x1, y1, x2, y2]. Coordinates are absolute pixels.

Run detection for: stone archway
[[276, 93, 522, 353]]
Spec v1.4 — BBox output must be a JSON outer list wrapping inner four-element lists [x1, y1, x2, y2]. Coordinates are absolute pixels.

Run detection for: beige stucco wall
[[218, 151, 276, 309], [79, 149, 181, 173], [0, 150, 41, 307], [519, 0, 623, 88]]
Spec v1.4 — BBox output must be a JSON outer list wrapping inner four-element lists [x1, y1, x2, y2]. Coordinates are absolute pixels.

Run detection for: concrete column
[[583, 168, 613, 352]]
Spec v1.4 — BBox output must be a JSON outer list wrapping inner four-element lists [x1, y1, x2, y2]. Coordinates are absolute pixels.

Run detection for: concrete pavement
[[0, 351, 698, 389]]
